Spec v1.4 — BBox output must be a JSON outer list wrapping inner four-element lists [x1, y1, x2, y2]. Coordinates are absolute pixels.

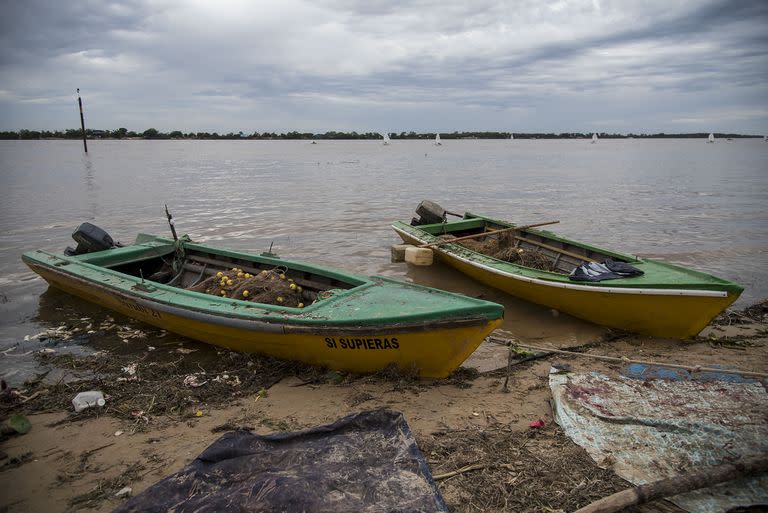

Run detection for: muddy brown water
[[1, 138, 767, 384]]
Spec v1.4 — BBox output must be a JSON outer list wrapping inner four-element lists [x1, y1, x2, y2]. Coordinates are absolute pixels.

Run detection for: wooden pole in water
[[77, 88, 88, 153]]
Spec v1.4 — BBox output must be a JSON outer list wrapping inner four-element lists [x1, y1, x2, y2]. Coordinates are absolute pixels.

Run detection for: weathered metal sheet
[[550, 367, 768, 513]]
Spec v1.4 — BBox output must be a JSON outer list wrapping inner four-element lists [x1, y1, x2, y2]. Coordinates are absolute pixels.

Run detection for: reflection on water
[[1, 139, 766, 384], [83, 154, 97, 220]]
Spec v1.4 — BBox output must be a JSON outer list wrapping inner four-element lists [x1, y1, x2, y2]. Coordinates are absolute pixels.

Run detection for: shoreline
[[2, 135, 765, 141], [1, 301, 766, 512]]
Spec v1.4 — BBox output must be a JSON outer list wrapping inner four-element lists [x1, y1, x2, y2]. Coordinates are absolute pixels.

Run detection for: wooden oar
[[419, 220, 559, 249], [512, 234, 598, 263]]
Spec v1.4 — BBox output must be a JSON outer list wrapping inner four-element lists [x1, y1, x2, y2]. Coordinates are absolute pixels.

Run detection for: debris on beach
[[420, 421, 633, 513], [183, 374, 208, 388], [121, 363, 138, 377], [1, 378, 48, 407], [0, 414, 31, 442], [24, 324, 79, 342], [72, 390, 106, 412], [2, 298, 766, 513], [116, 326, 147, 342], [19, 315, 149, 348], [115, 487, 132, 498], [715, 298, 768, 325], [1, 347, 321, 425], [213, 374, 241, 387]]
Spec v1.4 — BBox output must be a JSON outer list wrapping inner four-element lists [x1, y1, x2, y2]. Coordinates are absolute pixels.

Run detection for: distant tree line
[[0, 128, 762, 140]]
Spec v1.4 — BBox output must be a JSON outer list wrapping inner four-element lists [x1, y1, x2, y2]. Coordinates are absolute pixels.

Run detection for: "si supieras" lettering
[[325, 337, 399, 350]]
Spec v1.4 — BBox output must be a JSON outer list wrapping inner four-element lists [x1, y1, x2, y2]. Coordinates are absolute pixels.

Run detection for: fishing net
[[452, 237, 500, 255], [438, 234, 559, 273], [188, 267, 307, 308], [494, 247, 557, 271]]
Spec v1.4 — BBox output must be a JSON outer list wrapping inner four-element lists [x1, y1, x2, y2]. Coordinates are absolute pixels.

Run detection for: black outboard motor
[[411, 200, 447, 226], [410, 200, 462, 226], [64, 222, 120, 255]]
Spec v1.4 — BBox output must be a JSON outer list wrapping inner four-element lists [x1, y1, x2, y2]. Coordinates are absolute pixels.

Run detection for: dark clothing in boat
[[569, 259, 644, 282]]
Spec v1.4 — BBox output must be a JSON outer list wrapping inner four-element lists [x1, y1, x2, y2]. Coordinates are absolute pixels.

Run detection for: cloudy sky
[[1, 0, 766, 134]]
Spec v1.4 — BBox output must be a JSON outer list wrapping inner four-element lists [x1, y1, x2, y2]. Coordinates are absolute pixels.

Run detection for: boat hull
[[394, 227, 739, 339], [25, 259, 501, 378]]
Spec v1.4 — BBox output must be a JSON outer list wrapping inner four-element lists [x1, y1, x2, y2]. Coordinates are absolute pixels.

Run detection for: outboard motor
[[64, 222, 120, 255], [410, 200, 462, 226], [411, 200, 447, 226]]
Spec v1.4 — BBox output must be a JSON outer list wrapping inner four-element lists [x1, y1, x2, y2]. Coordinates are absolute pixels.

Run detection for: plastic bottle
[[72, 391, 106, 412]]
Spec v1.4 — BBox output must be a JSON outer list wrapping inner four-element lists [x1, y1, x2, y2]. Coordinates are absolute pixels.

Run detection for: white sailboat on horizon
[[707, 133, 715, 143], [382, 133, 390, 145], [591, 133, 598, 144], [510, 133, 514, 140], [435, 133, 442, 146]]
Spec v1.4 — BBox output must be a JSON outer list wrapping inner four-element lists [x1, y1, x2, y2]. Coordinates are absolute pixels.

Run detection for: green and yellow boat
[[23, 226, 503, 378], [393, 208, 743, 339]]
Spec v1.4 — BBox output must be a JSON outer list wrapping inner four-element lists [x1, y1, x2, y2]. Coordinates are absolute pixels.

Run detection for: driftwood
[[80, 442, 116, 460], [573, 454, 768, 513], [432, 462, 515, 481]]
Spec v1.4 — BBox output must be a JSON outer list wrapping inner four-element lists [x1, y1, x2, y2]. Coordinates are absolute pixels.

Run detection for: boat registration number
[[325, 337, 400, 350], [118, 297, 162, 319]]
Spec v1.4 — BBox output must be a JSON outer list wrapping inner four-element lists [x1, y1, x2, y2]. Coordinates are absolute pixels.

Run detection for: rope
[[172, 234, 191, 275], [189, 263, 208, 287]]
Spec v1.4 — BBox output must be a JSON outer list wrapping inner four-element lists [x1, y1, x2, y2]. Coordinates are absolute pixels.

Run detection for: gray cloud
[[0, 0, 766, 133]]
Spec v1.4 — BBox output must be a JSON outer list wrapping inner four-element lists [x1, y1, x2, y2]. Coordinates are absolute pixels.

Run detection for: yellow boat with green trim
[[393, 211, 743, 339], [23, 230, 503, 378]]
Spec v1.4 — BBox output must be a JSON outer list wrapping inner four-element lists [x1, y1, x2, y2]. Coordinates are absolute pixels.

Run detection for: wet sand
[[1, 305, 765, 513]]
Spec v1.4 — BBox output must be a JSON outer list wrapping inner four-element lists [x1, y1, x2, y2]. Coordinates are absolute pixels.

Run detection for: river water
[[1, 138, 766, 384]]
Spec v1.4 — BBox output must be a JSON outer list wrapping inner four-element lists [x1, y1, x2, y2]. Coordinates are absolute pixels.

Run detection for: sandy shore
[[1, 306, 766, 513]]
